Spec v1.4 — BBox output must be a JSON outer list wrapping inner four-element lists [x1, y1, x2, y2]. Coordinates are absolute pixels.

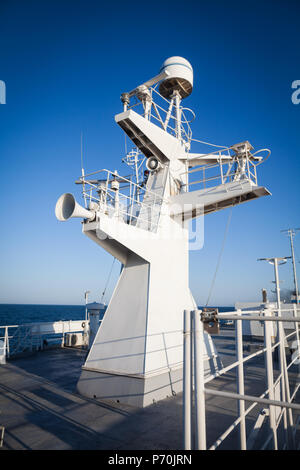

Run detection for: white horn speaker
[[146, 156, 161, 172], [55, 193, 95, 221]]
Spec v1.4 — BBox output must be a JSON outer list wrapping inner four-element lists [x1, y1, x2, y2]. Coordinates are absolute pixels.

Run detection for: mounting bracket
[[201, 308, 220, 335]]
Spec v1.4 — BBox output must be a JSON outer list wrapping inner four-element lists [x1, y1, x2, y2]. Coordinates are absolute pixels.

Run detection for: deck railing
[[78, 168, 167, 233], [181, 146, 271, 193], [183, 305, 300, 450], [0, 320, 88, 360]]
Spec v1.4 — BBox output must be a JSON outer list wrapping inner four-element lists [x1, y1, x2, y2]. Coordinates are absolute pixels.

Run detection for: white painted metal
[[264, 308, 278, 449], [192, 310, 207, 450], [55, 193, 94, 221], [185, 306, 300, 450], [88, 308, 100, 349], [281, 228, 300, 304], [0, 340, 5, 365], [235, 313, 246, 449], [159, 56, 193, 99], [0, 320, 86, 359], [55, 57, 271, 407], [273, 258, 295, 448], [183, 310, 192, 450], [65, 332, 84, 347]]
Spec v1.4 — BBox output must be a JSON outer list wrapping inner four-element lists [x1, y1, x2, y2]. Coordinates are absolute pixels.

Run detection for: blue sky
[[0, 0, 299, 306]]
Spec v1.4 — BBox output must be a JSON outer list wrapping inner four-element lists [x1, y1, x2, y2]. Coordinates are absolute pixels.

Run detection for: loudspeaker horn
[[55, 193, 95, 221]]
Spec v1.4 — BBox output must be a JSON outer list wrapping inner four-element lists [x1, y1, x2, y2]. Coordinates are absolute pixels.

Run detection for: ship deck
[[0, 328, 299, 450]]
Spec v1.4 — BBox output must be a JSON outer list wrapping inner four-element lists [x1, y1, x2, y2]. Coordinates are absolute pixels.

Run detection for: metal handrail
[[79, 168, 167, 233], [0, 320, 87, 359], [182, 149, 260, 190], [183, 305, 300, 450], [126, 85, 193, 144]]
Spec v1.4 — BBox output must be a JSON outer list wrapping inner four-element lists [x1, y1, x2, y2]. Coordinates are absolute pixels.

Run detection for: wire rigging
[[191, 137, 229, 149], [205, 208, 233, 307], [100, 257, 116, 305]]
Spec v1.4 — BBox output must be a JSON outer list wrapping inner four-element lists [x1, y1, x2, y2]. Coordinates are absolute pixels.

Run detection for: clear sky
[[0, 0, 299, 306]]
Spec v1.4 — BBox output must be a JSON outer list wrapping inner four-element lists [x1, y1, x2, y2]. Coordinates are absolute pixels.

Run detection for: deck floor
[[0, 329, 299, 450]]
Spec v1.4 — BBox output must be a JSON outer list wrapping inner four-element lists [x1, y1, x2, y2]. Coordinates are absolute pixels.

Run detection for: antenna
[[281, 228, 300, 304], [80, 131, 87, 207], [257, 257, 291, 310]]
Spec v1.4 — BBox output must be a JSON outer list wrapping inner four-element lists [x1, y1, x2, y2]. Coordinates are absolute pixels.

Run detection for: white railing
[[182, 146, 271, 192], [127, 84, 194, 146], [183, 305, 300, 450], [0, 320, 88, 360], [79, 168, 167, 233]]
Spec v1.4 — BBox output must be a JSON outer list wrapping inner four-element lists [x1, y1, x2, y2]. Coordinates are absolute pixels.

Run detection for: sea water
[[0, 304, 233, 327]]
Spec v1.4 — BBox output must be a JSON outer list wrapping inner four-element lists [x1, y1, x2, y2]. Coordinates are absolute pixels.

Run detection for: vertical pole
[[192, 310, 206, 450], [3, 327, 7, 363], [183, 310, 192, 450], [294, 304, 300, 368], [264, 308, 278, 449], [174, 91, 182, 140], [39, 325, 43, 350], [6, 327, 10, 359], [235, 312, 247, 449], [164, 97, 174, 130], [190, 307, 194, 449], [219, 152, 224, 184], [274, 260, 294, 447], [289, 230, 299, 304], [273, 259, 289, 446]]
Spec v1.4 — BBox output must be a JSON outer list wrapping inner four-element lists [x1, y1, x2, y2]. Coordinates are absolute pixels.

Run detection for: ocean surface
[[0, 304, 234, 326], [0, 304, 86, 326]]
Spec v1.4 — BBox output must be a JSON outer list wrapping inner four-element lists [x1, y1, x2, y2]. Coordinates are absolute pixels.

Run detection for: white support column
[[235, 312, 247, 449], [294, 305, 300, 377], [264, 309, 278, 450], [273, 260, 294, 448], [174, 91, 182, 140], [183, 310, 192, 450], [192, 310, 206, 450]]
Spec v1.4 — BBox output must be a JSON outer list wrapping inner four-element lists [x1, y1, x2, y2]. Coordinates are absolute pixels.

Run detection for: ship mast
[[281, 228, 300, 304]]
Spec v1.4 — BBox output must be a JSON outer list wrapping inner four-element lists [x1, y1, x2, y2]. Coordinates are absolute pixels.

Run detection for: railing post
[[235, 310, 247, 449], [183, 310, 192, 450], [2, 327, 7, 364], [294, 305, 300, 376], [29, 326, 33, 352], [6, 327, 10, 359], [273, 259, 294, 448], [219, 152, 224, 184], [61, 321, 65, 347], [192, 309, 206, 450], [39, 324, 43, 350], [264, 309, 278, 449]]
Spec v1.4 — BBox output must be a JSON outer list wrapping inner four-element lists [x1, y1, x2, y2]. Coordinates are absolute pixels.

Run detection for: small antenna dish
[[159, 56, 193, 99]]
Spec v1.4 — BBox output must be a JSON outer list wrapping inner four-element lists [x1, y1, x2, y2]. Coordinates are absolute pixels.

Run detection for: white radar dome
[[159, 56, 193, 99]]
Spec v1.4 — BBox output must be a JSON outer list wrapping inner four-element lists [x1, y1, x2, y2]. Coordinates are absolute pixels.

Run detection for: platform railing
[[0, 320, 88, 361], [183, 305, 300, 450], [79, 168, 167, 232], [127, 85, 193, 145], [182, 147, 261, 192]]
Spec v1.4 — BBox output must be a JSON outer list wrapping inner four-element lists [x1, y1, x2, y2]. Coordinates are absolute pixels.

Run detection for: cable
[[100, 257, 116, 305], [124, 132, 128, 155], [191, 137, 229, 149], [205, 208, 233, 307]]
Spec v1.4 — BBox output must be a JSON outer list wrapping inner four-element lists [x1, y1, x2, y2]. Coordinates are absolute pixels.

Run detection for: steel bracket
[[201, 308, 220, 335]]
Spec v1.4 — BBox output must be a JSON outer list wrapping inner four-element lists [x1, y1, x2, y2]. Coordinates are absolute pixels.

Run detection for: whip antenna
[[80, 131, 87, 207]]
